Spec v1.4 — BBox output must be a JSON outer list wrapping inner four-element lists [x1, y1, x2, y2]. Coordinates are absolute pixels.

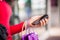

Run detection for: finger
[[40, 21, 43, 26], [44, 18, 48, 24], [42, 19, 46, 26], [40, 19, 46, 26]]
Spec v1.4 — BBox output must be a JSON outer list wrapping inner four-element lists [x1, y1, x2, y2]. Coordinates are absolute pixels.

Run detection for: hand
[[28, 16, 49, 27]]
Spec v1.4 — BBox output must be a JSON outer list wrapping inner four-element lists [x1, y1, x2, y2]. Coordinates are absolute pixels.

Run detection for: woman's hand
[[21, 15, 49, 35], [28, 16, 49, 27]]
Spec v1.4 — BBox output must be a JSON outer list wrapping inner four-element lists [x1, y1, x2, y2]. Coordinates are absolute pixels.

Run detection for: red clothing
[[0, 1, 24, 40]]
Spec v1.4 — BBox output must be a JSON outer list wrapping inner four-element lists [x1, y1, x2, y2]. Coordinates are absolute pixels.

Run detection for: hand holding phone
[[32, 14, 48, 25]]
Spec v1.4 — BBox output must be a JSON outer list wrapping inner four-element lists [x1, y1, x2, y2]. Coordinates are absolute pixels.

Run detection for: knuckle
[[40, 21, 42, 26]]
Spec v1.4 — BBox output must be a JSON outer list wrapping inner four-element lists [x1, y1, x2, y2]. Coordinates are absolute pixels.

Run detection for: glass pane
[[18, 0, 47, 21], [31, 0, 46, 16]]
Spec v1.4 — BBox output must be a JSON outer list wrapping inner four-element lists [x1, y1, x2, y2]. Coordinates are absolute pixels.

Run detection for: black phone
[[32, 14, 48, 25]]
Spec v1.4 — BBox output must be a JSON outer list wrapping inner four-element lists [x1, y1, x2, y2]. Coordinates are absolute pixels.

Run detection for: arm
[[10, 22, 24, 35], [10, 15, 48, 35]]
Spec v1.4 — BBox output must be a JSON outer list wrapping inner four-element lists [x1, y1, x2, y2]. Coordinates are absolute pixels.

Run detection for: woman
[[0, 0, 48, 40]]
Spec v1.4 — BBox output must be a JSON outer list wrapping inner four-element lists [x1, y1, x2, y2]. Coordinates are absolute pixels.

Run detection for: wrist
[[27, 20, 31, 26], [23, 21, 28, 30]]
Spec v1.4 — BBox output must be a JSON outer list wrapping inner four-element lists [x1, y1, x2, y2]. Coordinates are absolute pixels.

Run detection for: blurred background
[[6, 0, 60, 40]]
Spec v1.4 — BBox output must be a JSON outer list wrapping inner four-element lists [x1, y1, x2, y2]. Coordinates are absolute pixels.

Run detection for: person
[[0, 0, 48, 40]]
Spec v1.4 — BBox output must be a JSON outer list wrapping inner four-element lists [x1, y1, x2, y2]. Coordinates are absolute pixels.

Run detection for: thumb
[[28, 16, 41, 27]]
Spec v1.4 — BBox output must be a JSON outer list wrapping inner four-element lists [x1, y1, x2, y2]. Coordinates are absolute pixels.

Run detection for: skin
[[20, 16, 49, 36], [24, 15, 48, 27]]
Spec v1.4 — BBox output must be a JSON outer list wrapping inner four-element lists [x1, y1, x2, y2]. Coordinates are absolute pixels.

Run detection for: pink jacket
[[0, 1, 24, 40]]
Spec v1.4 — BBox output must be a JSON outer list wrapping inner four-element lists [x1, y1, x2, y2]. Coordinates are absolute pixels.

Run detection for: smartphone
[[32, 14, 48, 25]]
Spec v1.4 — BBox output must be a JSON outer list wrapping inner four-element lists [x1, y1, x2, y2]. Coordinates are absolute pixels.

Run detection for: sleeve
[[10, 22, 24, 35]]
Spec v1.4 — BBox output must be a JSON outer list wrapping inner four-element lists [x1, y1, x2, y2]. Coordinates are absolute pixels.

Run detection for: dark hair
[[0, 24, 8, 40]]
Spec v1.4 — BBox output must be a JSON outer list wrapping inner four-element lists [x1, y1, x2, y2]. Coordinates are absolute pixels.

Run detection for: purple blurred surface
[[22, 33, 39, 40]]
